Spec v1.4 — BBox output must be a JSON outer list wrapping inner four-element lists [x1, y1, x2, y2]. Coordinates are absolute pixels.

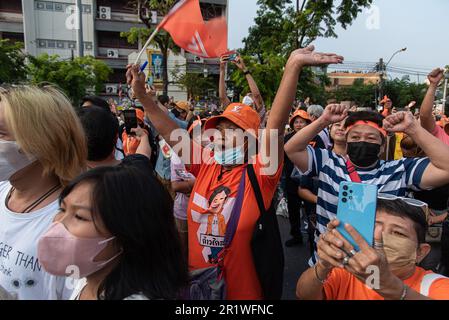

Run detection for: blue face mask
[[214, 146, 245, 165]]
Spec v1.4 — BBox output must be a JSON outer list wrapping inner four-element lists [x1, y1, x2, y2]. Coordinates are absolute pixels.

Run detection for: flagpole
[[134, 26, 161, 65]]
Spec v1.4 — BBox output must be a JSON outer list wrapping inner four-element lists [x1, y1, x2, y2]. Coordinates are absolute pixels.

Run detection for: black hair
[[59, 165, 188, 300], [81, 96, 110, 112], [377, 199, 428, 244], [158, 95, 170, 106], [208, 186, 231, 204], [344, 111, 386, 143], [77, 106, 119, 161]]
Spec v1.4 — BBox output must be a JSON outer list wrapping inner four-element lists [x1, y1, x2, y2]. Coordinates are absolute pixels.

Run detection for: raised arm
[[420, 69, 445, 133], [284, 104, 347, 172], [384, 111, 449, 189], [233, 56, 264, 112], [219, 56, 231, 108], [126, 64, 183, 149], [263, 47, 344, 170]]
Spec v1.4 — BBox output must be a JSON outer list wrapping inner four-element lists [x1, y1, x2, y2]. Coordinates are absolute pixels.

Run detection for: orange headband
[[346, 120, 387, 137]]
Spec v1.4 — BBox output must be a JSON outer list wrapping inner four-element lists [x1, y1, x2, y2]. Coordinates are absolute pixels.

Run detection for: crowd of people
[[0, 46, 449, 300]]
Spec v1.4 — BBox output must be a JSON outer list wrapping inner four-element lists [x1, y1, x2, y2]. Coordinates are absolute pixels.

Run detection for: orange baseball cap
[[289, 109, 310, 128], [204, 103, 260, 135]]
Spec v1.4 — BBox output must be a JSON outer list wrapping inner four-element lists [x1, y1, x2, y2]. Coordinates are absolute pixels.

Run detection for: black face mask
[[347, 142, 381, 168]]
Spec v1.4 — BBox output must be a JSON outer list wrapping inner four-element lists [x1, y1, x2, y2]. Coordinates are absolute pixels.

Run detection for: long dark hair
[[60, 165, 188, 300]]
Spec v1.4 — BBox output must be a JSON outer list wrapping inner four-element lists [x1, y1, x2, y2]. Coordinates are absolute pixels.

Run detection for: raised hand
[[428, 68, 445, 87], [232, 55, 246, 71], [321, 104, 349, 125], [383, 111, 418, 135], [219, 55, 228, 70], [126, 64, 147, 100], [288, 45, 344, 68]]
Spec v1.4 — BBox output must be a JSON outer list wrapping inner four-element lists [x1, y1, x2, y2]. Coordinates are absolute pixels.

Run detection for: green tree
[[122, 0, 180, 96], [383, 77, 427, 108], [28, 54, 111, 106], [330, 78, 377, 107], [234, 0, 373, 107], [172, 70, 216, 100], [0, 39, 28, 83]]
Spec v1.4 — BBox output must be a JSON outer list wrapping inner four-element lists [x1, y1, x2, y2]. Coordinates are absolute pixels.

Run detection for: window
[[1, 32, 24, 44], [45, 3, 54, 11], [96, 0, 133, 13], [47, 41, 56, 48], [54, 3, 63, 12], [108, 69, 126, 83], [200, 3, 225, 21], [97, 31, 138, 50], [56, 41, 65, 49], [0, 0, 22, 13]]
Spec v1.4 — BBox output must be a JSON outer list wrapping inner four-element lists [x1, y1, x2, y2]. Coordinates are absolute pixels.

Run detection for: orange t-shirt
[[187, 154, 282, 300], [324, 267, 449, 300]]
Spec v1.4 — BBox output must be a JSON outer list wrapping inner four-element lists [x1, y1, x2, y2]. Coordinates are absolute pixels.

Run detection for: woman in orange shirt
[[297, 198, 449, 300]]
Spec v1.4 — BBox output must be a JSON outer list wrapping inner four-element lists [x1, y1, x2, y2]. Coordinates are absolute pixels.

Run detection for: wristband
[[399, 284, 408, 300], [314, 264, 329, 285]]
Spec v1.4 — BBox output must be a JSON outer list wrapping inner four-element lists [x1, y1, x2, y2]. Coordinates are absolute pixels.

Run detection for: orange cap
[[204, 103, 260, 135], [289, 109, 310, 128]]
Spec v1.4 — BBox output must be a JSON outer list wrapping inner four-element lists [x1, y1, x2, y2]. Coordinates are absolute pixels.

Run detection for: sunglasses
[[378, 193, 429, 219]]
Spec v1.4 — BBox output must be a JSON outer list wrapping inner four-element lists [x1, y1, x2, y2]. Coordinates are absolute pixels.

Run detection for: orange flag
[[159, 0, 227, 58]]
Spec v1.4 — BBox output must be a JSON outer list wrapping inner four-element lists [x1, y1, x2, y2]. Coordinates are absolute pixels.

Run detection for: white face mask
[[0, 140, 36, 181]]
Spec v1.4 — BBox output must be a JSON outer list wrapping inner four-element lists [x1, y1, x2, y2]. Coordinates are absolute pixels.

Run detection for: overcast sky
[[228, 0, 449, 82]]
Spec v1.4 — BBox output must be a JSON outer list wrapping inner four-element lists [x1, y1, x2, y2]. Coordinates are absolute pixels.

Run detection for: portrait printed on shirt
[[191, 186, 236, 263]]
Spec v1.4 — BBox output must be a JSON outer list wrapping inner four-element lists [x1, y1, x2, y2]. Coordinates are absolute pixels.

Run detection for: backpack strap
[[346, 159, 362, 183], [247, 164, 267, 217], [223, 167, 247, 247], [420, 273, 448, 296]]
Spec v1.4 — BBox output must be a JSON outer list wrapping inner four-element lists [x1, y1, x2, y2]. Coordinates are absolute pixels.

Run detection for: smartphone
[[123, 109, 138, 135], [336, 182, 378, 251], [229, 53, 238, 62]]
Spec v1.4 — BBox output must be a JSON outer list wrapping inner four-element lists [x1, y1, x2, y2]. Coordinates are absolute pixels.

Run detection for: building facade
[[0, 0, 228, 100]]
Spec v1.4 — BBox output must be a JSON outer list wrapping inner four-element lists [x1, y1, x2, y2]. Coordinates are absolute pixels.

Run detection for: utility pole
[[76, 0, 84, 57], [376, 58, 386, 102], [443, 76, 448, 116]]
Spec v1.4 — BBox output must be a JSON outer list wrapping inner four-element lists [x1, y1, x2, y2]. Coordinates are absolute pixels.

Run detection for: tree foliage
[[171, 69, 216, 100], [0, 39, 28, 83], [28, 54, 111, 106], [234, 0, 373, 107]]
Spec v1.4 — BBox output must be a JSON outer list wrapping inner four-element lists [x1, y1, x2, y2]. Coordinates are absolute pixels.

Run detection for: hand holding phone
[[336, 182, 378, 251], [123, 109, 138, 135]]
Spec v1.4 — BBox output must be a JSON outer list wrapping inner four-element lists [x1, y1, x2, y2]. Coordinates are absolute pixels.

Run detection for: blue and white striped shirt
[[296, 145, 431, 264]]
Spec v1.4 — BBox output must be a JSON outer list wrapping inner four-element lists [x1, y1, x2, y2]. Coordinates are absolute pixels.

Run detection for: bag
[[187, 168, 247, 300], [248, 164, 284, 300]]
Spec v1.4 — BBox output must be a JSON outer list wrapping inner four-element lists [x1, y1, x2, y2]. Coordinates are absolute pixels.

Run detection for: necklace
[[5, 184, 61, 213]]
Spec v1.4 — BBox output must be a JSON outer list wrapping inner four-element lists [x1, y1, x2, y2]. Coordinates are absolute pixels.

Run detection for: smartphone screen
[[336, 182, 378, 251], [123, 109, 138, 135]]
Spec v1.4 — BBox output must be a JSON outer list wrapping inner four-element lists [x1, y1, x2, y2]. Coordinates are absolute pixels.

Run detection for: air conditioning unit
[[105, 84, 118, 94], [106, 49, 119, 59], [193, 56, 204, 64], [99, 6, 111, 20]]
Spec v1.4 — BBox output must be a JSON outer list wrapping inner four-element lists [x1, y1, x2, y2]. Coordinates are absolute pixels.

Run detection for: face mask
[[214, 146, 245, 165], [347, 141, 381, 168], [0, 140, 36, 181], [382, 232, 417, 274], [37, 222, 122, 278]]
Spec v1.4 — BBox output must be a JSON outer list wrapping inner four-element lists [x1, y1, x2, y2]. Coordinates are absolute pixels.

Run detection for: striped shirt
[[296, 146, 431, 264]]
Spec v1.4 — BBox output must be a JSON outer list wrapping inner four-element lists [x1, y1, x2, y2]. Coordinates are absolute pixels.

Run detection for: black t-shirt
[[414, 184, 449, 211], [284, 132, 300, 194]]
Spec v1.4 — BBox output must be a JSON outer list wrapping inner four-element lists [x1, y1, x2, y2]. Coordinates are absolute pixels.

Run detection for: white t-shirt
[[0, 181, 73, 300], [70, 278, 150, 300]]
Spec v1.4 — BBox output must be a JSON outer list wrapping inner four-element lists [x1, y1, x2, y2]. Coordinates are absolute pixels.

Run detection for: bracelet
[[314, 264, 328, 285], [399, 284, 408, 300]]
